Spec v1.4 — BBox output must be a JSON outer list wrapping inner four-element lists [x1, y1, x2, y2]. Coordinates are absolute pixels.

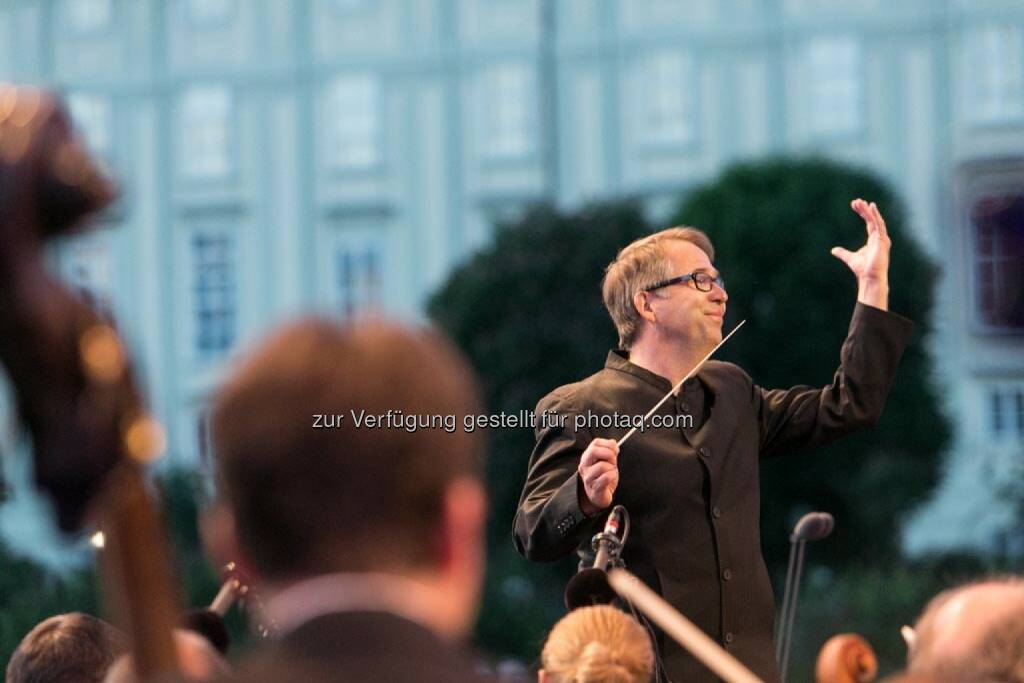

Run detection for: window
[[483, 63, 535, 159], [802, 36, 862, 136], [179, 86, 233, 179], [186, 0, 235, 26], [65, 0, 111, 34], [639, 49, 696, 146], [971, 194, 1024, 330], [332, 0, 370, 11], [191, 231, 235, 356], [195, 408, 212, 469], [66, 93, 111, 157], [964, 25, 1024, 124], [65, 234, 113, 312], [334, 237, 382, 317], [646, 0, 690, 25], [326, 75, 380, 169], [989, 385, 1024, 442]]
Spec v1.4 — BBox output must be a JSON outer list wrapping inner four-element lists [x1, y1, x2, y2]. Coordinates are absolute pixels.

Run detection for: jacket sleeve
[[512, 388, 605, 562], [757, 302, 915, 459]]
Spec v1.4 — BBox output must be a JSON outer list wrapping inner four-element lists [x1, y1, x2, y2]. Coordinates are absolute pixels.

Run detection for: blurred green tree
[[668, 157, 950, 572], [157, 467, 253, 653], [0, 467, 252, 669], [428, 200, 650, 659], [0, 543, 98, 667]]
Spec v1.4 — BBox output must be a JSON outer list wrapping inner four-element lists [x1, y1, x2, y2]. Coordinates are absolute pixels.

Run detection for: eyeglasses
[[645, 271, 726, 293]]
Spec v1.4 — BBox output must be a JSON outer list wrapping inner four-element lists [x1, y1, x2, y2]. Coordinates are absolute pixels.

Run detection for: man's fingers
[[580, 439, 619, 467], [831, 246, 853, 266], [870, 202, 889, 239], [583, 461, 616, 481], [580, 460, 617, 490], [851, 198, 876, 236], [580, 446, 617, 468], [590, 471, 619, 497]]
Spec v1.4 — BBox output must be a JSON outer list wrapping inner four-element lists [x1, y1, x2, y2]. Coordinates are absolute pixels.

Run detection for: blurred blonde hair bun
[[541, 605, 654, 683]]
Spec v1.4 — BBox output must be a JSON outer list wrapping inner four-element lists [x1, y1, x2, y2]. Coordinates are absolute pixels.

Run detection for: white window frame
[[179, 85, 233, 180], [481, 62, 536, 160], [331, 0, 372, 11], [325, 74, 381, 170], [332, 230, 384, 318], [189, 229, 236, 358], [65, 0, 112, 35], [185, 0, 236, 27], [62, 231, 114, 313], [963, 24, 1024, 125], [66, 92, 112, 158], [969, 193, 1024, 332], [638, 49, 697, 148], [802, 36, 863, 138], [988, 383, 1024, 443]]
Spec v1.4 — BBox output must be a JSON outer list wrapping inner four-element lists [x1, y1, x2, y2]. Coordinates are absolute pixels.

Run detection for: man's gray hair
[[601, 227, 715, 349]]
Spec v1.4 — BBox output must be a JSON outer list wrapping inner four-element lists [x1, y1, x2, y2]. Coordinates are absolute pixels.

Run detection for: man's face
[[645, 240, 728, 351]]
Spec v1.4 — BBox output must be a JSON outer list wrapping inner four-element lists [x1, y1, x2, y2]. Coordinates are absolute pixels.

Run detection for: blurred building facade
[[0, 0, 1022, 562]]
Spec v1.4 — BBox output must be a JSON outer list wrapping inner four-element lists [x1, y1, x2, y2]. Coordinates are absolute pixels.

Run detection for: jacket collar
[[605, 349, 709, 401], [605, 349, 674, 392]]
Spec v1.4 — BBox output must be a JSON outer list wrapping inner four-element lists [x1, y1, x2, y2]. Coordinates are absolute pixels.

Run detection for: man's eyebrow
[[692, 267, 721, 277]]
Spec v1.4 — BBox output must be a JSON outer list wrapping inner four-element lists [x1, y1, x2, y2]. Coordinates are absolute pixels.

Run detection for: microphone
[[791, 511, 834, 542], [593, 506, 625, 571], [564, 506, 628, 610], [776, 511, 835, 683], [179, 564, 253, 655]]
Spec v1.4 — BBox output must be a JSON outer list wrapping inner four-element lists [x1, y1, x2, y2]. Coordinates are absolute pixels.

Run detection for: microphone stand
[[775, 511, 834, 683], [564, 506, 629, 610]]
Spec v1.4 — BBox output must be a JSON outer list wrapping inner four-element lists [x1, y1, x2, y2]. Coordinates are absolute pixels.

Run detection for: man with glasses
[[513, 199, 914, 683]]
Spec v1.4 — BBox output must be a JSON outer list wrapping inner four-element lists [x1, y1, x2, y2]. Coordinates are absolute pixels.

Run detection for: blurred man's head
[[908, 578, 1024, 683], [207, 318, 486, 636], [6, 612, 128, 683]]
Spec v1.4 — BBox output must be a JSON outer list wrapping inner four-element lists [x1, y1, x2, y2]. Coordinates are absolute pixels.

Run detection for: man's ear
[[634, 290, 657, 324], [437, 478, 487, 570], [200, 501, 258, 582]]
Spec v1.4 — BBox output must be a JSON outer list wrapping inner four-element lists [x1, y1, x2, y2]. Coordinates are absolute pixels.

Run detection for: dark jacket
[[513, 303, 914, 683], [237, 611, 492, 683]]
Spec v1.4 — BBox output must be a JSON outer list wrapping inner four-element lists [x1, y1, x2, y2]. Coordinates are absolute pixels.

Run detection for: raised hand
[[830, 198, 891, 310]]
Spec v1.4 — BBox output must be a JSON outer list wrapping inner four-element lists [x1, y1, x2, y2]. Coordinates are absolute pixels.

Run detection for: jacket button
[[680, 402, 691, 413], [722, 569, 733, 581], [725, 632, 734, 644], [699, 447, 711, 458], [712, 507, 722, 519]]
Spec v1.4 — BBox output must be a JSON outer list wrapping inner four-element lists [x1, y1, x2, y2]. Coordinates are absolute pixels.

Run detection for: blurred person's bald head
[[909, 578, 1024, 683]]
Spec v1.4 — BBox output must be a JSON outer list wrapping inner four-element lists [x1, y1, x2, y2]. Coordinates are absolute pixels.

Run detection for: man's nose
[[710, 283, 727, 303]]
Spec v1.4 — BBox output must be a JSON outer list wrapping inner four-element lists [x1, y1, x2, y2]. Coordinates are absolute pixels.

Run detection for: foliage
[[0, 467, 251, 670], [668, 157, 951, 570], [157, 467, 253, 653], [788, 552, 999, 680], [428, 200, 651, 658], [0, 542, 98, 667]]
